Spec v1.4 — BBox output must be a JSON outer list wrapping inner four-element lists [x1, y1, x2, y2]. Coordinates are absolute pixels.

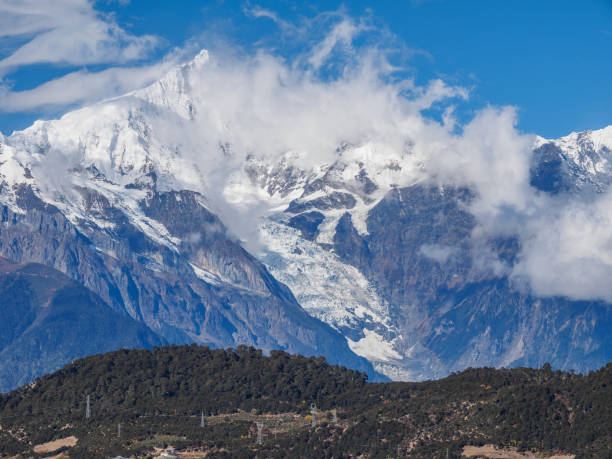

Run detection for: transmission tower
[[85, 395, 91, 419], [256, 422, 264, 445], [200, 411, 205, 427], [310, 403, 317, 428]]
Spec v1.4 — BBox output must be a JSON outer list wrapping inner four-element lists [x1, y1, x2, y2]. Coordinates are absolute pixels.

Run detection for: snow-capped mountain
[[1, 49, 612, 385], [0, 52, 381, 389]]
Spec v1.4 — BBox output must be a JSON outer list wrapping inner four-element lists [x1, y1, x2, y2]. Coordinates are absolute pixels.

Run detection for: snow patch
[[347, 329, 403, 363], [190, 263, 222, 286]]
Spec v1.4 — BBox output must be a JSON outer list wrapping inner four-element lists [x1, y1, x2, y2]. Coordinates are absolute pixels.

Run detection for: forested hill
[[0, 345, 610, 458]]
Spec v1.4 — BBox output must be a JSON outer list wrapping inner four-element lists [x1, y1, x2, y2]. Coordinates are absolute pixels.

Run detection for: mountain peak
[[552, 125, 612, 152], [191, 49, 210, 70], [132, 49, 211, 121]]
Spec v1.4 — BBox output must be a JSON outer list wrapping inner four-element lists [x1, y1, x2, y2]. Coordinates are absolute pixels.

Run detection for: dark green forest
[[0, 345, 610, 458]]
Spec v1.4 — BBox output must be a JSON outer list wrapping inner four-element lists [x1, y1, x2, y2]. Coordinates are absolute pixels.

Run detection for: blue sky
[[0, 0, 610, 138]]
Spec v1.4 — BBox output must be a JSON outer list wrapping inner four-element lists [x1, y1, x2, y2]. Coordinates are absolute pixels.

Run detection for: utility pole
[[201, 411, 205, 427], [310, 403, 317, 428], [118, 423, 121, 438], [256, 422, 264, 445], [85, 395, 91, 419]]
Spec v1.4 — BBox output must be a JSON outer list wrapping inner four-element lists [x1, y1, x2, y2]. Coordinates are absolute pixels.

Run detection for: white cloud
[[512, 191, 612, 302], [424, 107, 612, 302], [431, 107, 536, 229], [0, 57, 179, 112], [244, 5, 294, 33], [154, 15, 467, 176], [0, 0, 157, 75], [419, 244, 458, 263], [307, 18, 364, 69], [0, 0, 171, 115]]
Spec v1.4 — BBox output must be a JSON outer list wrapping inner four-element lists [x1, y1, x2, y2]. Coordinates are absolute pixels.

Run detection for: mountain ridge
[[1, 49, 611, 383], [0, 256, 165, 392]]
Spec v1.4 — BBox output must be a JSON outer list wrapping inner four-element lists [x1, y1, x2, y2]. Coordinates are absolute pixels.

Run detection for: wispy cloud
[[0, 0, 158, 74], [244, 5, 295, 33], [0, 0, 173, 114], [307, 18, 365, 69], [0, 58, 179, 112]]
